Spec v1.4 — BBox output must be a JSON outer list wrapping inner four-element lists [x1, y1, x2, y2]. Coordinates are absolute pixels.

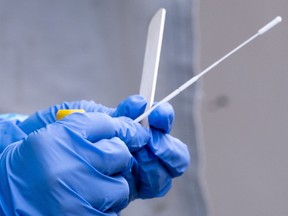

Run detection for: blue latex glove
[[18, 95, 190, 199], [0, 112, 149, 215], [0, 95, 190, 211]]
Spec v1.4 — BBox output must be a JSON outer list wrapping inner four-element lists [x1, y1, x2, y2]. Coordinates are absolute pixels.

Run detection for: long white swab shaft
[[134, 16, 282, 123]]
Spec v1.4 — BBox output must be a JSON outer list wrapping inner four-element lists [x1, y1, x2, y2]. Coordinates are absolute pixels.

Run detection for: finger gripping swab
[[134, 16, 282, 123]]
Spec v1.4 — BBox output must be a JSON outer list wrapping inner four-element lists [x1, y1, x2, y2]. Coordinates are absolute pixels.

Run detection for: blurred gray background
[[200, 0, 288, 216]]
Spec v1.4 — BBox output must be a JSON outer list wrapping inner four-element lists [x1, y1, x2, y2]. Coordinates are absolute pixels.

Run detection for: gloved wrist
[[0, 113, 28, 122], [0, 119, 27, 153]]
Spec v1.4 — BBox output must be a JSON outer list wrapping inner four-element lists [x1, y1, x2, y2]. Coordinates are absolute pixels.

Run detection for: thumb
[[18, 100, 114, 135], [58, 112, 150, 152]]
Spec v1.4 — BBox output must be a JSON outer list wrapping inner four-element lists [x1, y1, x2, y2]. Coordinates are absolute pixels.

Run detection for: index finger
[[18, 100, 115, 135], [57, 112, 150, 152]]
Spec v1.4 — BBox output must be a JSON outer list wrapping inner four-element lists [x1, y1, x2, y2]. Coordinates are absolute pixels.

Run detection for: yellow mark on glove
[[56, 109, 85, 120]]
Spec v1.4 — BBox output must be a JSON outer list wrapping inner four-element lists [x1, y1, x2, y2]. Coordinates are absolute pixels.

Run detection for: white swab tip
[[273, 16, 282, 26], [276, 16, 282, 23], [258, 16, 282, 35]]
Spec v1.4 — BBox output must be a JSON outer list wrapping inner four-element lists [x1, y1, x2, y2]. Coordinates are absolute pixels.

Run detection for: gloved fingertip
[[149, 130, 190, 178], [113, 95, 147, 119], [168, 144, 190, 177], [148, 103, 175, 133], [133, 147, 173, 199]]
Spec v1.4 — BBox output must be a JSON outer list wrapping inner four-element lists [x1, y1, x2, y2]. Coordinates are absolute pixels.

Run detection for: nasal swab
[[134, 16, 282, 123]]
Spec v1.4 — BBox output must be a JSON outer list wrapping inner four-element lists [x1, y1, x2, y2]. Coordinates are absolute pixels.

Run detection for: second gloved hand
[[113, 96, 191, 200], [0, 112, 149, 215]]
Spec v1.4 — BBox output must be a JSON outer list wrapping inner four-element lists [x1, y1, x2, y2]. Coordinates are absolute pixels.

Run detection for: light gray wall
[[200, 1, 288, 215]]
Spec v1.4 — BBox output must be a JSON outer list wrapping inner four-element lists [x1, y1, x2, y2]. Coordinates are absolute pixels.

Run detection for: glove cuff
[[0, 118, 27, 153]]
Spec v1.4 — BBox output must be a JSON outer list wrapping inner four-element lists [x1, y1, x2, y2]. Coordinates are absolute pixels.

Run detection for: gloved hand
[[1, 95, 190, 209], [17, 95, 190, 199], [0, 112, 149, 215]]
